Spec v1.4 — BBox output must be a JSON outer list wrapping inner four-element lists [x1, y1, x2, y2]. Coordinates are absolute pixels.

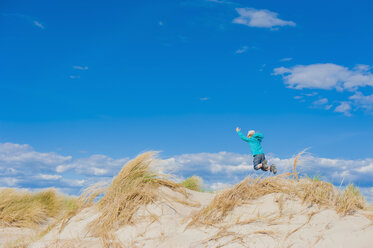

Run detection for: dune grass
[[336, 184, 365, 215], [87, 151, 188, 236], [297, 179, 336, 207], [181, 176, 204, 192], [190, 176, 296, 225], [190, 151, 368, 226], [0, 188, 78, 228]]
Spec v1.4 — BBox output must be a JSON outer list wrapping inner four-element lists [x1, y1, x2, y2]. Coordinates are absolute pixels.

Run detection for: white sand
[[4, 186, 373, 248], [0, 227, 35, 247]]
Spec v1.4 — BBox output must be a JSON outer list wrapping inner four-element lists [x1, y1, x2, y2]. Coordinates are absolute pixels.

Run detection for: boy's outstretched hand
[[236, 127, 240, 132]]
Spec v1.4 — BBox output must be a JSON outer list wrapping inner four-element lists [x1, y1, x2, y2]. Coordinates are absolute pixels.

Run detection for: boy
[[236, 127, 277, 174]]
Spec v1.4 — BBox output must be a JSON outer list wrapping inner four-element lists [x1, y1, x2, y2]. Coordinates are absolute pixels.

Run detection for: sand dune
[[18, 186, 372, 248], [1, 152, 373, 248]]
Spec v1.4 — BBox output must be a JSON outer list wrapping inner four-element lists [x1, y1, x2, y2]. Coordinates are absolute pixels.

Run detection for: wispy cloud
[[280, 57, 292, 62], [273, 63, 373, 115], [33, 20, 45, 29], [304, 92, 318, 97], [312, 98, 332, 110], [181, 0, 236, 7], [349, 92, 373, 111], [233, 8, 296, 29], [206, 0, 234, 4], [235, 45, 248, 54], [200, 97, 210, 101], [313, 98, 328, 105], [73, 66, 88, 70], [69, 75, 80, 79], [3, 13, 45, 29], [334, 102, 352, 116]]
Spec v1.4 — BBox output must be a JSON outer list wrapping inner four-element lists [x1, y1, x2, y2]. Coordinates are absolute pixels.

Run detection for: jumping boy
[[236, 127, 277, 174]]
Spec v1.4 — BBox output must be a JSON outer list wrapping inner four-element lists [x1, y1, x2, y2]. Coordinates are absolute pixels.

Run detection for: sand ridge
[[18, 186, 373, 248]]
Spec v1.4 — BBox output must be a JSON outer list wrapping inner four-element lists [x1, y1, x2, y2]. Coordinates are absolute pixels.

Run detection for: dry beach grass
[[0, 188, 78, 228], [85, 151, 191, 238], [190, 151, 367, 226]]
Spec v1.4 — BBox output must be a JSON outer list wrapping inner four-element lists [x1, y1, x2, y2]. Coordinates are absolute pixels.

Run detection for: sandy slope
[[18, 185, 372, 248], [0, 227, 35, 247]]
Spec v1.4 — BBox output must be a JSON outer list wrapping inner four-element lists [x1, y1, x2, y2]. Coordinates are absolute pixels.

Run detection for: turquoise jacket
[[237, 130, 264, 156]]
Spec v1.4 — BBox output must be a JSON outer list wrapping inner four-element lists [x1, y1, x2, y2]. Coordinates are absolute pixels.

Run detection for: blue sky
[[1, 0, 373, 199]]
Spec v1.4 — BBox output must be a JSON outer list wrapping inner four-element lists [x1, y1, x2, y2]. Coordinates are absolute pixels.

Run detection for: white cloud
[[63, 179, 85, 187], [2, 142, 373, 200], [304, 92, 318, 97], [33, 20, 45, 29], [69, 75, 80, 79], [274, 63, 373, 90], [312, 98, 332, 110], [313, 98, 328, 105], [360, 187, 373, 202], [37, 174, 62, 180], [354, 64, 371, 72], [154, 151, 373, 196], [0, 143, 71, 165], [280, 57, 292, 62], [349, 92, 373, 110], [235, 46, 248, 54], [334, 102, 352, 116], [210, 182, 232, 191], [73, 66, 88, 70], [274, 63, 373, 115], [0, 142, 127, 191], [56, 154, 128, 176], [200, 97, 210, 101], [233, 8, 296, 29], [2, 178, 19, 187], [3, 14, 45, 29], [206, 0, 234, 4]]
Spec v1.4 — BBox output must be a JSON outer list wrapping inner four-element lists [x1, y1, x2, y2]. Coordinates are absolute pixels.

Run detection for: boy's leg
[[262, 156, 277, 174], [261, 158, 269, 171], [255, 154, 269, 171], [253, 155, 262, 171]]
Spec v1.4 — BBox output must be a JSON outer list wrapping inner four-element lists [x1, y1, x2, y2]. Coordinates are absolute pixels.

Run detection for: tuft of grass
[[189, 176, 294, 225], [87, 152, 188, 236], [297, 179, 336, 207], [311, 175, 321, 182], [336, 184, 365, 215], [181, 176, 204, 192], [0, 188, 78, 228]]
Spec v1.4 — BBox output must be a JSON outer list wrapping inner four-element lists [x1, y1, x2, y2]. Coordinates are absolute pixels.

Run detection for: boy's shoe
[[270, 165, 277, 174]]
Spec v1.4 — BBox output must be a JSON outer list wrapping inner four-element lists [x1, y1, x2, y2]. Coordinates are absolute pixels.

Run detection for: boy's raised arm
[[236, 127, 250, 142]]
